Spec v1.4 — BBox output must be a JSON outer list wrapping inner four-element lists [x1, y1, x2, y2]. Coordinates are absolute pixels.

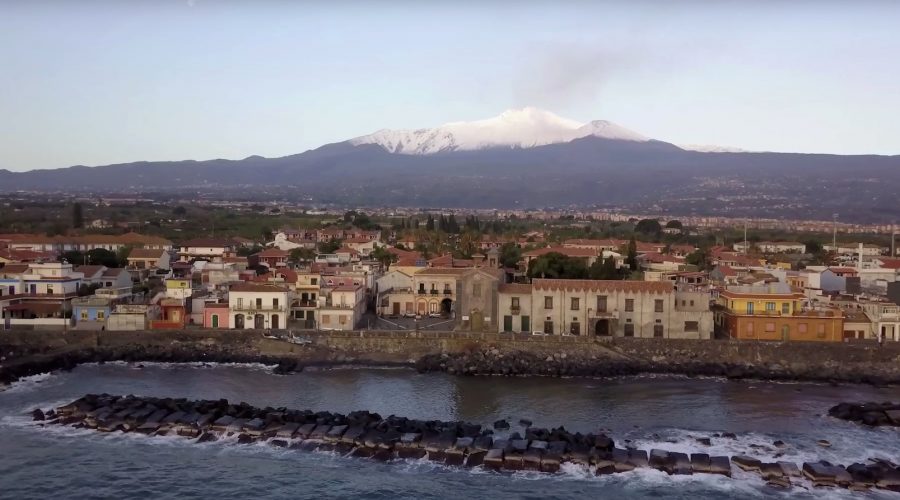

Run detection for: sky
[[1, 0, 899, 171]]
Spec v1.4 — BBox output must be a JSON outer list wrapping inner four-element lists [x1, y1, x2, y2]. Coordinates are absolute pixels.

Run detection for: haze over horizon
[[1, 0, 899, 171]]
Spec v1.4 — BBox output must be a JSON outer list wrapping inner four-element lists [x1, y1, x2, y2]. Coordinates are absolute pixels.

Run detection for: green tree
[[527, 252, 588, 279], [238, 244, 264, 257], [318, 238, 342, 254], [426, 215, 435, 231], [588, 255, 619, 280], [86, 248, 120, 267], [72, 202, 84, 229], [498, 243, 522, 268], [635, 219, 662, 236], [665, 219, 683, 229], [370, 246, 398, 271], [289, 247, 317, 263], [685, 248, 711, 271], [173, 206, 187, 216], [626, 236, 638, 270], [61, 250, 85, 265]]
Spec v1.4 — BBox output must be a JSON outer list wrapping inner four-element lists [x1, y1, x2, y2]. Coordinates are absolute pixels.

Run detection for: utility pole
[[832, 213, 838, 252], [743, 220, 748, 255], [892, 223, 896, 257]]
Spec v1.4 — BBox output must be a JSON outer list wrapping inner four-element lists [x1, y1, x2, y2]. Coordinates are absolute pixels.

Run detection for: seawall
[[2, 329, 900, 385]]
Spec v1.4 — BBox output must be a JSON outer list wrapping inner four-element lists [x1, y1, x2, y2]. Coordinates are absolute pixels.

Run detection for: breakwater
[[37, 393, 900, 492], [829, 402, 900, 427], [3, 329, 900, 385]]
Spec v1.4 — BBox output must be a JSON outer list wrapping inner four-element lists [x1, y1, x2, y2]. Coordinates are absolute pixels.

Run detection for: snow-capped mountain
[[350, 107, 650, 155]]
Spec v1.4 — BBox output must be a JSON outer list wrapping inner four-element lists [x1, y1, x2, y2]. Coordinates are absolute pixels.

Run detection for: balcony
[[510, 306, 520, 316], [295, 300, 317, 308], [231, 304, 285, 312], [417, 289, 428, 295], [442, 289, 452, 295], [430, 290, 438, 295]]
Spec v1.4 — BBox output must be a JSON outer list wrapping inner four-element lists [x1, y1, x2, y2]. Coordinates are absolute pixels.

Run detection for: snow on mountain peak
[[350, 108, 649, 155]]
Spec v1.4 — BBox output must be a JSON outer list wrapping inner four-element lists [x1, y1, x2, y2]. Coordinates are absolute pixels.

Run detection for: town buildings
[[716, 283, 844, 341], [497, 279, 713, 338], [228, 283, 290, 330]]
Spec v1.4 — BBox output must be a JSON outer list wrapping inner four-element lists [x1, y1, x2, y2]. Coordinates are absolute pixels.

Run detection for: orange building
[[717, 284, 844, 342]]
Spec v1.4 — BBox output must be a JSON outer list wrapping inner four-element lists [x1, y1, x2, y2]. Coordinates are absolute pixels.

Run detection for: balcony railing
[[417, 289, 428, 295], [430, 290, 438, 295], [322, 302, 354, 309], [511, 306, 520, 316], [231, 304, 286, 312], [442, 289, 452, 295]]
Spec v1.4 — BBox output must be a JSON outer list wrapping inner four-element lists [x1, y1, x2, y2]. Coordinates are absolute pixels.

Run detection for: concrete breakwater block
[[38, 394, 900, 492]]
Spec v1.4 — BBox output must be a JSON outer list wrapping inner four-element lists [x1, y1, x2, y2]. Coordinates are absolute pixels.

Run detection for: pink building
[[203, 303, 230, 329]]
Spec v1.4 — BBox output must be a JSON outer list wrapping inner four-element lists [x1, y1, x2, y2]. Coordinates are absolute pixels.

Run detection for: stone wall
[[2, 329, 900, 384]]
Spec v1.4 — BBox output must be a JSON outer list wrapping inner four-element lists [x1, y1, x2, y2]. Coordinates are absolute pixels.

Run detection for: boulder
[[466, 450, 487, 468], [493, 419, 510, 430], [484, 449, 504, 470], [732, 455, 762, 472], [523, 449, 543, 471], [709, 456, 732, 477], [777, 462, 801, 477], [628, 449, 649, 469], [649, 449, 673, 473], [690, 453, 711, 473], [540, 453, 561, 473]]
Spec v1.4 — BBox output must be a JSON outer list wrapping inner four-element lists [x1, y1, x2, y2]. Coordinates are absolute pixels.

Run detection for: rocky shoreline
[[2, 341, 900, 387], [829, 402, 900, 427], [413, 349, 900, 385], [33, 393, 900, 492]]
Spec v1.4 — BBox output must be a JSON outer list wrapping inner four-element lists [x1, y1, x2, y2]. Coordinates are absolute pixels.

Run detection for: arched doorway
[[271, 314, 279, 329], [254, 314, 265, 329], [594, 319, 610, 336], [440, 298, 452, 316], [416, 300, 427, 315], [234, 314, 245, 329]]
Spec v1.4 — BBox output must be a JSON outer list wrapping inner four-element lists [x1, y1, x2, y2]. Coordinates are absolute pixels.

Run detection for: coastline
[[3, 335, 900, 388]]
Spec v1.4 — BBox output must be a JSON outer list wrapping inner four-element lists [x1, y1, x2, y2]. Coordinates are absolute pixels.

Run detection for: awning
[[4, 302, 63, 314]]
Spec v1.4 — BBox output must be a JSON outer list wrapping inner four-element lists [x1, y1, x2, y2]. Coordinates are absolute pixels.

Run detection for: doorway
[[594, 319, 611, 336]]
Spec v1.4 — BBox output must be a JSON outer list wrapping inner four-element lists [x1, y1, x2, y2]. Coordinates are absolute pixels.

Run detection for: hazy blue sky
[[1, 1, 899, 171]]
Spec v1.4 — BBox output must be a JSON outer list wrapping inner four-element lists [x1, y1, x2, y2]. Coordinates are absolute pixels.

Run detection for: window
[[570, 322, 581, 335], [798, 323, 808, 333], [543, 321, 554, 334], [690, 300, 695, 307], [322, 315, 330, 324], [684, 321, 699, 332], [472, 283, 482, 298], [746, 302, 755, 314], [655, 299, 664, 313], [765, 322, 776, 332], [653, 324, 664, 338], [273, 298, 279, 308], [624, 324, 635, 337], [81, 310, 88, 320], [766, 302, 776, 312], [782, 302, 790, 314], [97, 311, 105, 320], [596, 295, 607, 312], [746, 322, 754, 334], [511, 297, 520, 309], [571, 298, 580, 311], [545, 296, 553, 309], [256, 298, 263, 308], [237, 298, 243, 309], [311, 278, 317, 285], [339, 316, 347, 325], [625, 299, 634, 312]]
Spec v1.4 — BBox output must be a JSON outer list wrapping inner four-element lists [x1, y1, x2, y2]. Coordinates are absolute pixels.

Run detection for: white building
[[319, 284, 366, 331], [497, 279, 713, 339], [228, 283, 290, 330]]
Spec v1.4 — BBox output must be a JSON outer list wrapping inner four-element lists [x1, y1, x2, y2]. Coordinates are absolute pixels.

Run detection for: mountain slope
[[1, 109, 899, 222]]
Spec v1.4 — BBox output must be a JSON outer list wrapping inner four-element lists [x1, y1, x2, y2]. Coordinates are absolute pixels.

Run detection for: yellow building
[[717, 283, 843, 341]]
